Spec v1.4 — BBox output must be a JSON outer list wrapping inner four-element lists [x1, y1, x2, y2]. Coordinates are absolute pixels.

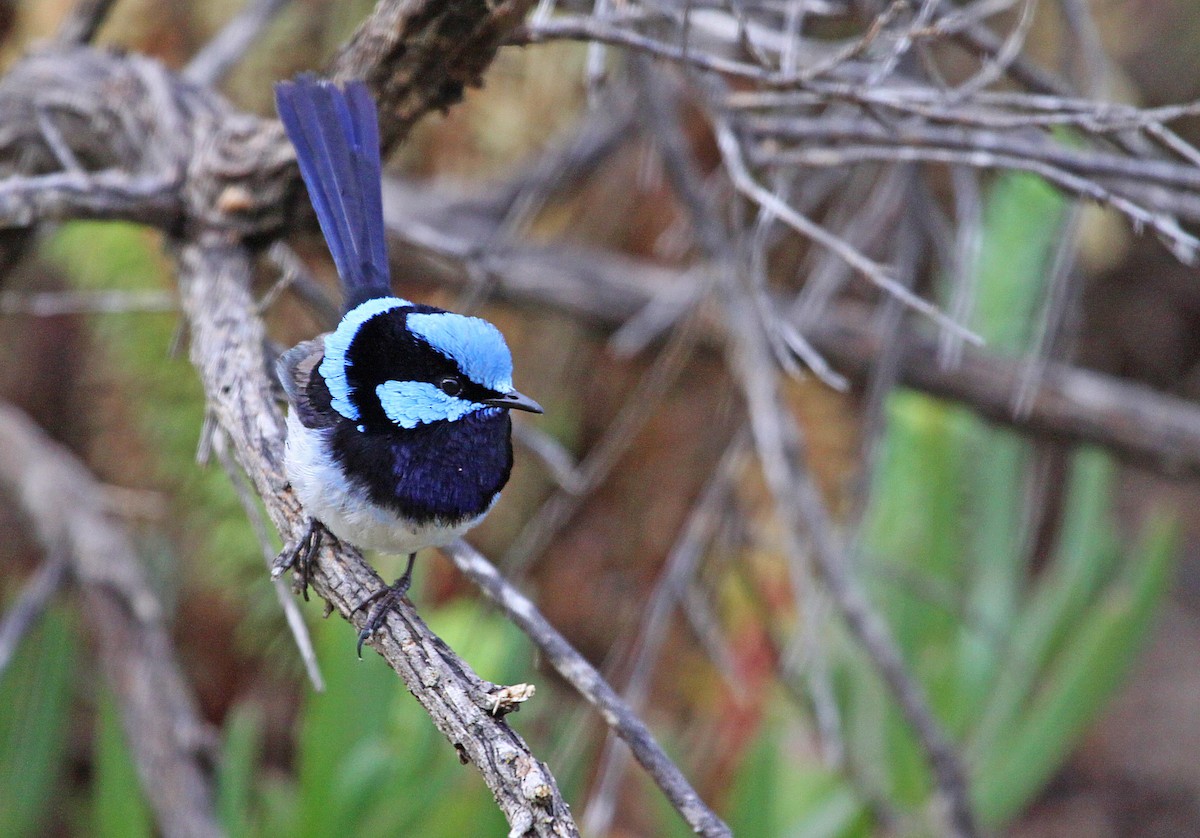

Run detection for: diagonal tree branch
[[331, 0, 540, 152], [444, 540, 733, 838], [175, 236, 576, 837], [0, 547, 68, 679], [1, 0, 729, 827]]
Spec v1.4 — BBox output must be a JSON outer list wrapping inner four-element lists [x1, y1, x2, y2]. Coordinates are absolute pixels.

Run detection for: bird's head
[[318, 297, 542, 432]]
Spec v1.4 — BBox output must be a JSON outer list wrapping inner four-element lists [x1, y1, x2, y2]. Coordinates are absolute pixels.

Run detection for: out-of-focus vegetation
[[215, 606, 530, 838], [719, 175, 1176, 836], [0, 168, 1175, 834], [0, 2, 1191, 836], [0, 610, 75, 836]]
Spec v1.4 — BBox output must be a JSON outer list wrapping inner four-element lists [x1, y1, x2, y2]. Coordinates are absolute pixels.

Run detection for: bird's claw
[[353, 553, 417, 658], [272, 519, 327, 601]]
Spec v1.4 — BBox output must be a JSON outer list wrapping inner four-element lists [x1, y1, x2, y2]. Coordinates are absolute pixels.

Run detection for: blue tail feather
[[275, 76, 392, 310]]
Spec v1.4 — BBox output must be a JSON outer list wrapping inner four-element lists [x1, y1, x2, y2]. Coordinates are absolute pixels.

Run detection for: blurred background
[[2, 0, 1200, 835]]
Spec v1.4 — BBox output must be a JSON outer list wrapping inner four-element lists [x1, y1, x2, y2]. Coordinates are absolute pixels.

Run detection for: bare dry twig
[[581, 436, 747, 836], [209, 426, 325, 692], [384, 175, 1200, 480], [54, 0, 118, 46], [444, 541, 733, 838], [0, 0, 734, 829], [0, 548, 68, 679], [185, 0, 294, 87], [7, 0, 1200, 833], [635, 61, 978, 835]]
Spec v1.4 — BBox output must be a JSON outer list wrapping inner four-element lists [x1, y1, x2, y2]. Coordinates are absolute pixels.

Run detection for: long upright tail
[[275, 76, 391, 310]]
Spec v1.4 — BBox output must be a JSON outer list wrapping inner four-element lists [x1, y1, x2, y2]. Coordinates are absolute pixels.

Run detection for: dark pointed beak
[[483, 389, 544, 414]]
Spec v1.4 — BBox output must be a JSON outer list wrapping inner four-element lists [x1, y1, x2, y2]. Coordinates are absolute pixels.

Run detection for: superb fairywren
[[274, 76, 542, 653]]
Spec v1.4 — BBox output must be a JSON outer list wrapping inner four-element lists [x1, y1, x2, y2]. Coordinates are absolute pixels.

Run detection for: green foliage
[[92, 690, 153, 838], [724, 173, 1176, 835], [216, 600, 534, 837], [0, 587, 540, 837], [42, 223, 262, 599], [857, 400, 1175, 831], [217, 703, 263, 837], [0, 608, 76, 836], [8, 177, 1172, 836], [971, 173, 1065, 352], [729, 714, 871, 838]]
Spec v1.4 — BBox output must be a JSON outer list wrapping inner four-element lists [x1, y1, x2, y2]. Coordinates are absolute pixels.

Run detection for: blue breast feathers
[[377, 381, 495, 428], [406, 312, 514, 392], [320, 296, 409, 420]]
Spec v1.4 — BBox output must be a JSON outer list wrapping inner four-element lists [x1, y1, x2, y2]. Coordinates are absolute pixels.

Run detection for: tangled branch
[[5, 0, 1200, 834]]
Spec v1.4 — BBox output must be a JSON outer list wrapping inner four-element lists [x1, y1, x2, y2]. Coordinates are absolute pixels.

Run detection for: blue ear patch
[[406, 312, 514, 392], [320, 296, 409, 420], [376, 381, 486, 428]]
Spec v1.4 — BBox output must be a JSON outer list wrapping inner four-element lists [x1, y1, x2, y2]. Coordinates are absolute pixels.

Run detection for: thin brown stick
[[210, 428, 325, 692], [55, 0, 118, 45], [443, 540, 733, 838], [743, 116, 1200, 194], [581, 436, 746, 836], [501, 305, 702, 575], [185, 0, 294, 86], [0, 549, 68, 679], [381, 175, 1200, 481]]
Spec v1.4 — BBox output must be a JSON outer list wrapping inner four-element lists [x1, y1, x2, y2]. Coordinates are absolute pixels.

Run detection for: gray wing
[[277, 337, 341, 429]]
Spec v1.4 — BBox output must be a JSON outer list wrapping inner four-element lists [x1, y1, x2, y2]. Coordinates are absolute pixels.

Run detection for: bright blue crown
[[406, 312, 514, 392]]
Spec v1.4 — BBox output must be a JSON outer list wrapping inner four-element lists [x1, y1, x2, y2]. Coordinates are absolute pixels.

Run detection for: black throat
[[328, 408, 514, 525]]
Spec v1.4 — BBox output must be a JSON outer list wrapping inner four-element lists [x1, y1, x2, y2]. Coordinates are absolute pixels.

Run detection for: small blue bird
[[274, 76, 542, 653]]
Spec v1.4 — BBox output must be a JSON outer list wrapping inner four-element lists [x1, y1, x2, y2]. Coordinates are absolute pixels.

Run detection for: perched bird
[[274, 76, 542, 653]]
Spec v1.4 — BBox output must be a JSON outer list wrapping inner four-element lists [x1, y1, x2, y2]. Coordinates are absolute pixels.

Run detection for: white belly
[[284, 410, 482, 555]]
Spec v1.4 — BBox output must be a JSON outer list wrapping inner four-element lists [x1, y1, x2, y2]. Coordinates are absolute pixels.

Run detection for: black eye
[[439, 376, 462, 396]]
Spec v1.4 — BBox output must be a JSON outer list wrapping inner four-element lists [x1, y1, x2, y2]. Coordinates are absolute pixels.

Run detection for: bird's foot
[[272, 518, 332, 601], [353, 553, 417, 658]]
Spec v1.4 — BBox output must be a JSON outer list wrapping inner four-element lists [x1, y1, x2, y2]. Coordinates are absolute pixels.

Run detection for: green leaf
[[729, 716, 869, 838], [974, 512, 1174, 825], [953, 425, 1025, 728], [970, 450, 1117, 758], [864, 395, 968, 650], [92, 689, 153, 838], [728, 725, 780, 836], [0, 608, 76, 837], [970, 173, 1067, 351], [217, 704, 264, 836], [294, 619, 398, 838]]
